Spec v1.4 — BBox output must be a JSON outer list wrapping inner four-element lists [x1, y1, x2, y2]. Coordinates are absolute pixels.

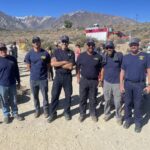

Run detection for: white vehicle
[[85, 24, 128, 41], [85, 25, 111, 41]]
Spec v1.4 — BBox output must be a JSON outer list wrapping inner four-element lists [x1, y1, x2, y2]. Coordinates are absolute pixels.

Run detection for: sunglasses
[[87, 42, 95, 47], [32, 40, 41, 44], [61, 40, 69, 44], [106, 46, 114, 49], [130, 43, 139, 47]]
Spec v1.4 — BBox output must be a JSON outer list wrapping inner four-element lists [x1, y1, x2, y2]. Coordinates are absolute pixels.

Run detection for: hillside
[[0, 10, 137, 30]]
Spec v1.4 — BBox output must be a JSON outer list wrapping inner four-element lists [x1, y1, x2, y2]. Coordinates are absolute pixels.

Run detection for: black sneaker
[[34, 110, 41, 118], [103, 114, 111, 122], [4, 116, 11, 124], [64, 113, 71, 121], [44, 110, 49, 118], [47, 114, 57, 123], [123, 121, 131, 129], [13, 114, 24, 121], [135, 125, 142, 133], [116, 118, 123, 126], [78, 115, 86, 122], [91, 116, 98, 122]]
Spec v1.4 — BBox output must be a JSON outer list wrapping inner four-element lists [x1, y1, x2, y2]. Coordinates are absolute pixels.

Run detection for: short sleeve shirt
[[77, 51, 102, 79], [52, 48, 75, 74], [103, 52, 123, 83], [24, 49, 50, 80], [121, 52, 150, 82]]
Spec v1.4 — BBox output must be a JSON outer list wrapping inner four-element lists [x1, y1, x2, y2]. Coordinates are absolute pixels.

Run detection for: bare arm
[[26, 64, 31, 71], [76, 68, 80, 84], [120, 69, 125, 93], [99, 68, 104, 81], [147, 68, 150, 86], [144, 68, 150, 93], [98, 67, 104, 87], [51, 57, 69, 67], [62, 63, 74, 70]]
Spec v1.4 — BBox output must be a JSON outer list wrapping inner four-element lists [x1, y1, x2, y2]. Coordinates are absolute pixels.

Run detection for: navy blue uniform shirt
[[103, 51, 123, 83], [121, 52, 150, 82], [77, 51, 102, 79], [52, 48, 75, 74], [0, 55, 20, 86], [24, 49, 50, 80]]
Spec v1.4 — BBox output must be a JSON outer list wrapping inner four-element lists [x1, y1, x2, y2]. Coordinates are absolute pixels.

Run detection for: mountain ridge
[[0, 10, 137, 30]]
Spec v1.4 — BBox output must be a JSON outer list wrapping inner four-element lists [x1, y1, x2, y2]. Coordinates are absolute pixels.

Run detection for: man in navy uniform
[[24, 36, 50, 118], [0, 43, 24, 123], [76, 39, 103, 122], [47, 35, 75, 123], [120, 38, 150, 133], [101, 41, 123, 125]]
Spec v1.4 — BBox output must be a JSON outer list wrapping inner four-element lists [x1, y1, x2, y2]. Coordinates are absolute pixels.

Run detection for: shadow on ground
[[142, 94, 150, 126]]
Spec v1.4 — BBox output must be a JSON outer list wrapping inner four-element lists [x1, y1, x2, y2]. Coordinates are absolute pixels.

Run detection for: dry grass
[[0, 23, 150, 53]]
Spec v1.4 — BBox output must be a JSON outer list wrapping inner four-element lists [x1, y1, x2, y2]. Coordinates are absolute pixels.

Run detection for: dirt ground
[[0, 50, 150, 150]]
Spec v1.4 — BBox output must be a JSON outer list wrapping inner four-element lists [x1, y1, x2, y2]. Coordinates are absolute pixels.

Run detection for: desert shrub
[[72, 35, 87, 47], [114, 38, 128, 45], [42, 41, 54, 50], [64, 20, 73, 28]]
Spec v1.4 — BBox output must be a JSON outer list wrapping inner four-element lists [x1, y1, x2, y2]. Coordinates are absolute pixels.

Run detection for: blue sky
[[0, 0, 149, 22]]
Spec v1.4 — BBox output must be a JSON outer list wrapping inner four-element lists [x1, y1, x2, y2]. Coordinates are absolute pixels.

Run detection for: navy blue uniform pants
[[30, 79, 49, 112], [79, 77, 98, 117], [124, 81, 145, 125], [50, 73, 72, 116]]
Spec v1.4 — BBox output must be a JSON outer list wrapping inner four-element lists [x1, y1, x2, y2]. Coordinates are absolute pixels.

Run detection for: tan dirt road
[[0, 50, 150, 150]]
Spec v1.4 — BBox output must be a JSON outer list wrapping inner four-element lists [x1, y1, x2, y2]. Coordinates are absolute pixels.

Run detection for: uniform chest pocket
[[67, 52, 72, 57], [113, 61, 121, 67], [41, 55, 47, 61], [93, 58, 100, 66], [65, 52, 72, 61], [137, 60, 146, 69], [32, 59, 39, 64]]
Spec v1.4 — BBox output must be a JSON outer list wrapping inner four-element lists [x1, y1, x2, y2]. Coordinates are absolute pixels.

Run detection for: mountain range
[[0, 10, 137, 30]]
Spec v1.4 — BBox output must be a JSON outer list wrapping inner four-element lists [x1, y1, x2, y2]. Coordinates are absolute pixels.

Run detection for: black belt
[[82, 76, 98, 80], [125, 79, 145, 83], [56, 72, 71, 75]]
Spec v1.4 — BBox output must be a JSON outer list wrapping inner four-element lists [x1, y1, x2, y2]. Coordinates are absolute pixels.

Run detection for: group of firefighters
[[0, 35, 150, 133]]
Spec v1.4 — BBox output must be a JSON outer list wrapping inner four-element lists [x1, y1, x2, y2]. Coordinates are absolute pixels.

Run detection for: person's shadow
[[68, 94, 105, 118], [17, 89, 30, 105], [69, 94, 105, 118], [55, 95, 80, 118], [21, 95, 80, 118], [142, 94, 150, 126], [20, 93, 105, 119], [96, 94, 105, 118]]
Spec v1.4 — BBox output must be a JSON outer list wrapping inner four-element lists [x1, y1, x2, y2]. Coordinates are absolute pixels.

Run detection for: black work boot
[[47, 114, 57, 123], [104, 114, 111, 122], [34, 110, 41, 118], [135, 124, 142, 133], [91, 116, 98, 122], [3, 116, 11, 124], [123, 121, 131, 129], [44, 109, 49, 118], [13, 114, 24, 121], [78, 115, 86, 122], [64, 113, 71, 121]]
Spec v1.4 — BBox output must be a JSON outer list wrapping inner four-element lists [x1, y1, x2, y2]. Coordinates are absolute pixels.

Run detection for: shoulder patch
[[139, 55, 144, 60], [94, 57, 99, 61], [41, 55, 46, 60]]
